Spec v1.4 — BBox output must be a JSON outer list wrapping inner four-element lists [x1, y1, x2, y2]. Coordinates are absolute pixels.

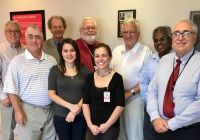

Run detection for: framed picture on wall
[[190, 10, 200, 51], [10, 10, 46, 45], [118, 9, 136, 37]]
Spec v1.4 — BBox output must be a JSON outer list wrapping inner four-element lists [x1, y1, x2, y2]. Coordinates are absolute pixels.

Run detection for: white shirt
[[112, 42, 152, 90]]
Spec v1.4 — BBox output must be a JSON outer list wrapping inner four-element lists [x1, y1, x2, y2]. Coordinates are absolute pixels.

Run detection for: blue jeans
[[53, 115, 86, 140]]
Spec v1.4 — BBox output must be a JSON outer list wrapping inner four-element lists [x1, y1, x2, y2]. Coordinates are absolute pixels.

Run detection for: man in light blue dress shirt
[[147, 19, 200, 140], [140, 26, 172, 140]]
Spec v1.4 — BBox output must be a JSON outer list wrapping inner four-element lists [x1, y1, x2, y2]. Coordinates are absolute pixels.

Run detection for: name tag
[[104, 91, 110, 102]]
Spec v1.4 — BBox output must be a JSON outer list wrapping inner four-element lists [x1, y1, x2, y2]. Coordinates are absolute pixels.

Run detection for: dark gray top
[[48, 65, 89, 117]]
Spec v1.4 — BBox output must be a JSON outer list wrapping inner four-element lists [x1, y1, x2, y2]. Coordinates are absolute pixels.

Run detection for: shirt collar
[[152, 53, 160, 62], [175, 48, 195, 64], [25, 49, 47, 61], [121, 42, 140, 55]]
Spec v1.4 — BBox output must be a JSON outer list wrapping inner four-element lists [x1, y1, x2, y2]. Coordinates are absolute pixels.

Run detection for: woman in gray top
[[48, 38, 89, 140]]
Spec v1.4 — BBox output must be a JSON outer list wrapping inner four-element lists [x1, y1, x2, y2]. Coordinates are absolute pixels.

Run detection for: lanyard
[[172, 49, 195, 89]]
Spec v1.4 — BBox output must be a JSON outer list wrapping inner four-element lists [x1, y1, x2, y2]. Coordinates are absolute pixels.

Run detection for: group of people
[[0, 14, 200, 140]]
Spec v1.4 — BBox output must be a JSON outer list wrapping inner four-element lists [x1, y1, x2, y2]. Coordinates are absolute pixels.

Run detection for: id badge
[[104, 91, 110, 102]]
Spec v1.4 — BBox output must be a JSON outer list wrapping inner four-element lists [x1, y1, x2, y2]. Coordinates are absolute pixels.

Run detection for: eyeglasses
[[5, 30, 20, 34], [172, 30, 195, 39], [122, 30, 137, 35], [153, 37, 170, 43], [81, 26, 96, 31]]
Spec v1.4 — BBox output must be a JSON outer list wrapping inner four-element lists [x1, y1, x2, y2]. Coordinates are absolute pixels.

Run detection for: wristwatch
[[130, 88, 136, 95]]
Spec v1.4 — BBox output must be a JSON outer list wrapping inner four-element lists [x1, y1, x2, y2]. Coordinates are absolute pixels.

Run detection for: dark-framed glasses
[[153, 36, 170, 43], [172, 30, 195, 39]]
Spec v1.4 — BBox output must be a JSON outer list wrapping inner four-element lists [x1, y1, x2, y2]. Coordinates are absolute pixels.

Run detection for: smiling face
[[153, 30, 172, 57], [172, 20, 197, 57], [50, 18, 65, 40], [122, 22, 140, 50], [25, 26, 43, 54], [94, 47, 111, 70], [4, 22, 21, 47], [62, 43, 76, 64], [80, 18, 97, 45]]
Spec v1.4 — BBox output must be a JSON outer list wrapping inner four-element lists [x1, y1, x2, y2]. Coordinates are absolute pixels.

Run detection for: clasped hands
[[152, 118, 169, 133], [89, 123, 110, 135], [65, 104, 81, 122]]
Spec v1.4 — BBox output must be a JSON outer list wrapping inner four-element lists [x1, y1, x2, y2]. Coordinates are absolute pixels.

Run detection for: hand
[[1, 97, 12, 107], [99, 123, 109, 133], [65, 112, 75, 123], [15, 109, 26, 126], [89, 124, 100, 135], [70, 104, 80, 115], [152, 118, 169, 133]]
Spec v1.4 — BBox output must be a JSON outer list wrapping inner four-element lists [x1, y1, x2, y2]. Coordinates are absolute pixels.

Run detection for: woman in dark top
[[48, 38, 89, 140], [82, 43, 125, 140]]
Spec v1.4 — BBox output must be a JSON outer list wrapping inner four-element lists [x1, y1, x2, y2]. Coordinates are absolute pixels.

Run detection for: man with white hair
[[76, 17, 100, 72]]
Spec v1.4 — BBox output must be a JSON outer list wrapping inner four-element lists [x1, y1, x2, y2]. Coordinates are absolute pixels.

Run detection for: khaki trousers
[[17, 103, 56, 140], [0, 104, 15, 140]]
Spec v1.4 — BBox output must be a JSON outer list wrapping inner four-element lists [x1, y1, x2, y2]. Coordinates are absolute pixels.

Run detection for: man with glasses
[[0, 21, 24, 140], [112, 17, 151, 140], [43, 15, 67, 63], [140, 26, 172, 140], [147, 19, 200, 140], [76, 17, 100, 72]]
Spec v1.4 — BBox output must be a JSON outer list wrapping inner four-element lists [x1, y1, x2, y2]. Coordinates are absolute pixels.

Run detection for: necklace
[[97, 69, 112, 77]]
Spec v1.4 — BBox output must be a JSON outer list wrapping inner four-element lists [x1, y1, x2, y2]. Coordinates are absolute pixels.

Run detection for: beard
[[82, 35, 97, 45]]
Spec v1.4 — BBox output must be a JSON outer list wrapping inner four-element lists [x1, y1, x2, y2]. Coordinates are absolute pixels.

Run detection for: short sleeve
[[48, 65, 58, 90], [83, 73, 93, 104], [113, 73, 125, 107]]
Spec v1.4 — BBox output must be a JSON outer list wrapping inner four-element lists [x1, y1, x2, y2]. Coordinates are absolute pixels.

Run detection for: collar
[[152, 53, 160, 62], [121, 42, 140, 55], [5, 41, 21, 49], [175, 48, 195, 64], [25, 49, 47, 61]]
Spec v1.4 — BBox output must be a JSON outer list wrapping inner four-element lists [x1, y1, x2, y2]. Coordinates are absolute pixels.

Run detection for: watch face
[[130, 89, 135, 94]]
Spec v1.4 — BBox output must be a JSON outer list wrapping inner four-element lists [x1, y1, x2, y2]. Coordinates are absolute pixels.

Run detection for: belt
[[21, 100, 52, 109]]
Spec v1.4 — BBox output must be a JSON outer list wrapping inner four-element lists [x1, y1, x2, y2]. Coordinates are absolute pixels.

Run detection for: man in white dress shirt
[[112, 17, 151, 140]]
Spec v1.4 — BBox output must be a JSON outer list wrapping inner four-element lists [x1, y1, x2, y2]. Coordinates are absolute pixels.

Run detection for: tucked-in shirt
[[83, 73, 125, 127], [112, 42, 152, 90], [147, 49, 200, 131], [76, 38, 99, 72], [3, 49, 57, 106], [140, 53, 160, 103], [0, 41, 24, 100], [48, 65, 89, 117]]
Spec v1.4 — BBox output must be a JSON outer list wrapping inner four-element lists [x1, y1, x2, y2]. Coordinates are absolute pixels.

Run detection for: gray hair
[[4, 21, 21, 32], [122, 17, 140, 33], [25, 24, 44, 39], [79, 17, 97, 28], [172, 19, 198, 34], [153, 26, 171, 39]]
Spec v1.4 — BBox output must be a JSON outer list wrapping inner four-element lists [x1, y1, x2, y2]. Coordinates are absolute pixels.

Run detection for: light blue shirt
[[147, 49, 200, 131], [140, 53, 160, 103]]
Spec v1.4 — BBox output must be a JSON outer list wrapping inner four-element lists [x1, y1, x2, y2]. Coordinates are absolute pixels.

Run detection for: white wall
[[0, 0, 200, 50]]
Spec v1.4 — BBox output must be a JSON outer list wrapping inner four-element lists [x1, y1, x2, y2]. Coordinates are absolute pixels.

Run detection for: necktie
[[163, 59, 181, 118]]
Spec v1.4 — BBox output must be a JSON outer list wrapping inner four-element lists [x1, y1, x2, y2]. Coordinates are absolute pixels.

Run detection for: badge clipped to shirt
[[104, 91, 110, 102]]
